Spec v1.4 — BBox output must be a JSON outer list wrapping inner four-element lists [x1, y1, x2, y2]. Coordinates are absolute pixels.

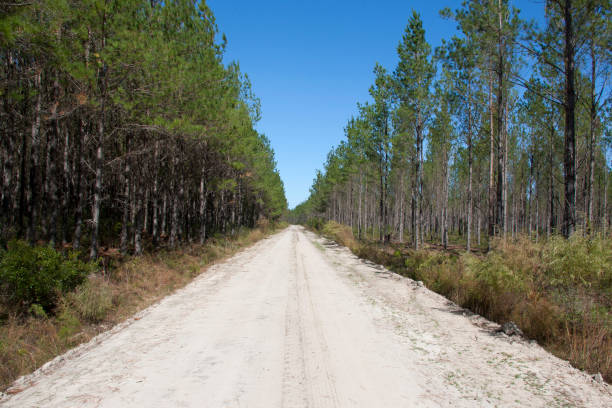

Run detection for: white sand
[[1, 225, 610, 407]]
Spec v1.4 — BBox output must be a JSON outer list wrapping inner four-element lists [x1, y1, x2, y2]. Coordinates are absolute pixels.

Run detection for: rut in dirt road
[[1, 226, 611, 407]]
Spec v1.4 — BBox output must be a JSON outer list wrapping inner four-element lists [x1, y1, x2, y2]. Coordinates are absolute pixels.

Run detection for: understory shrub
[[543, 234, 612, 289], [0, 240, 95, 313]]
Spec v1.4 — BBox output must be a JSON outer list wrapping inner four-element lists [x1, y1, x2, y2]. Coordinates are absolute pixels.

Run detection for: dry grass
[[0, 223, 285, 391], [315, 221, 612, 383], [321, 221, 358, 250]]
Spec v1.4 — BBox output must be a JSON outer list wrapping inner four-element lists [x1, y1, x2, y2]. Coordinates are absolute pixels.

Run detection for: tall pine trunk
[[47, 71, 61, 247], [199, 165, 207, 244], [587, 42, 596, 232], [27, 71, 42, 243], [120, 134, 131, 254], [488, 70, 496, 248], [169, 151, 180, 248], [151, 140, 160, 245], [413, 114, 423, 250], [562, 0, 576, 238], [90, 23, 107, 260], [73, 117, 86, 250], [134, 180, 143, 255], [466, 96, 473, 252], [496, 0, 505, 241]]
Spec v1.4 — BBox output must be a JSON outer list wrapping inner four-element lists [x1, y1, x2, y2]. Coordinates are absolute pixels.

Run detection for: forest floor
[[1, 225, 610, 407]]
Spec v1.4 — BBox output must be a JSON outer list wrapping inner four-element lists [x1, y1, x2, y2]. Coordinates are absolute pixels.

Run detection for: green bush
[[0, 240, 95, 312], [543, 235, 612, 289], [416, 253, 461, 298], [404, 250, 432, 279]]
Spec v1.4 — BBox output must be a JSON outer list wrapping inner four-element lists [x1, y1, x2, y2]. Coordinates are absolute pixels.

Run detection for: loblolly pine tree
[[394, 10, 434, 249]]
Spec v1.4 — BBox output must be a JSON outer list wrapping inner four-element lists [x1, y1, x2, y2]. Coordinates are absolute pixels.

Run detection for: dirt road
[[2, 226, 610, 407]]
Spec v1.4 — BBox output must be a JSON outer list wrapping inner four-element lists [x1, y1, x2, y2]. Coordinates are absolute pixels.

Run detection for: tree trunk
[[503, 100, 509, 239], [562, 0, 576, 238], [488, 69, 496, 247], [90, 110, 104, 260], [358, 172, 363, 240], [134, 181, 143, 255], [47, 71, 61, 247], [398, 176, 404, 243], [73, 117, 86, 250], [442, 146, 449, 249], [61, 127, 71, 245], [90, 26, 108, 260], [120, 135, 131, 254], [169, 153, 180, 248], [151, 140, 159, 245], [17, 115, 28, 236], [161, 192, 167, 237], [414, 115, 422, 250], [496, 0, 505, 241], [379, 160, 384, 242], [587, 42, 596, 232], [603, 158, 608, 237], [467, 92, 473, 252], [143, 187, 149, 235], [27, 71, 42, 243], [199, 166, 207, 244], [549, 115, 556, 237]]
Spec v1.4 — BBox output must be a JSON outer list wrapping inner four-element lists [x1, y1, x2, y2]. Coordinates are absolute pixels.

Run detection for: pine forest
[[0, 0, 287, 259], [291, 1, 611, 251]]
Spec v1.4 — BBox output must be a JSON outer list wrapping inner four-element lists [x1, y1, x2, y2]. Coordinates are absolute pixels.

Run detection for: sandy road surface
[[1, 226, 610, 407]]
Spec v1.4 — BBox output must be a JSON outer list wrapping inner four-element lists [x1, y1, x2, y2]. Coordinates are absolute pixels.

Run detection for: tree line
[[291, 0, 611, 250], [0, 0, 287, 259]]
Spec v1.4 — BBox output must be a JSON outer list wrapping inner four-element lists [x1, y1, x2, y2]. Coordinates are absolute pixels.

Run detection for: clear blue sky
[[208, 0, 544, 209]]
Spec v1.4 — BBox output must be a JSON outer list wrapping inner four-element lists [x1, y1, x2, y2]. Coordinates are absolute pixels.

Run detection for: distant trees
[[0, 0, 287, 258], [292, 2, 611, 248]]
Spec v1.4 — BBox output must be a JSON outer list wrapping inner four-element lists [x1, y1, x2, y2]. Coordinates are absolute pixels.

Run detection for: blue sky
[[208, 1, 544, 209]]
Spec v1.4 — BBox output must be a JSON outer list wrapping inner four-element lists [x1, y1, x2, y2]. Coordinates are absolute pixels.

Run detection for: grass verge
[[315, 221, 611, 383], [0, 222, 286, 391]]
